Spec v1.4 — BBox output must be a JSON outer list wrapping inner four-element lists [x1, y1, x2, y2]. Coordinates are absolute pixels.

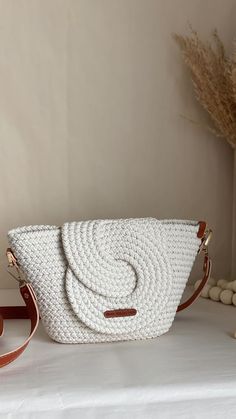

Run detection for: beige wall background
[[0, 0, 235, 288]]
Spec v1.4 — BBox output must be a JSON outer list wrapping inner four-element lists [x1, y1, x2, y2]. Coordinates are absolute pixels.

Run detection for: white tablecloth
[[1, 288, 236, 419]]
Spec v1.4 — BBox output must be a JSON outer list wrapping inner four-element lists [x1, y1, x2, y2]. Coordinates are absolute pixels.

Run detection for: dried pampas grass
[[173, 28, 236, 149]]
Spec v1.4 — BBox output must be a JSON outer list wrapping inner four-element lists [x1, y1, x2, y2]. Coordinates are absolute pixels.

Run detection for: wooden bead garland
[[209, 286, 221, 301], [194, 278, 236, 306]]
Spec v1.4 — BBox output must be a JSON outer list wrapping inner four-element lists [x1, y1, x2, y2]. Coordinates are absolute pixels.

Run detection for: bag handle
[[0, 221, 212, 368], [177, 221, 212, 311], [177, 253, 211, 312]]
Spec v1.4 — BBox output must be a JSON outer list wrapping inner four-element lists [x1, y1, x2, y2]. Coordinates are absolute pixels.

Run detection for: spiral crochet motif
[[63, 219, 173, 334]]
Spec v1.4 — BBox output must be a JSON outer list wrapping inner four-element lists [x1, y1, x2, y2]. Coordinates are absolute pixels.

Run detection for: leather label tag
[[197, 221, 206, 238], [104, 308, 137, 318]]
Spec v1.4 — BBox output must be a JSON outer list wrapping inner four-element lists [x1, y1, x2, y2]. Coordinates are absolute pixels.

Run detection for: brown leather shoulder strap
[[177, 221, 212, 312], [177, 254, 212, 312], [0, 284, 39, 368], [0, 306, 28, 320]]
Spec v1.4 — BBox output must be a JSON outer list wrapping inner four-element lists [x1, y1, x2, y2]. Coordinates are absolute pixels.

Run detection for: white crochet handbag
[[0, 218, 212, 367]]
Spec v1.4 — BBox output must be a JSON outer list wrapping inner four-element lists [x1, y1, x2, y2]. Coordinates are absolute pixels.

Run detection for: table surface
[[1, 288, 236, 419]]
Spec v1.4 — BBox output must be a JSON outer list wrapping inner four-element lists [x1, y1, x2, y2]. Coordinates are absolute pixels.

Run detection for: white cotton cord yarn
[[8, 219, 201, 344]]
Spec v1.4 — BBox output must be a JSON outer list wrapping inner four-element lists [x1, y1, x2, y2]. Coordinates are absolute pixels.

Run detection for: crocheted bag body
[[8, 218, 200, 343]]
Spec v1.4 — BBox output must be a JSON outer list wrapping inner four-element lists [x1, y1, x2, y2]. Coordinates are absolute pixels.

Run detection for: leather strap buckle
[[6, 248, 26, 287], [198, 228, 213, 255]]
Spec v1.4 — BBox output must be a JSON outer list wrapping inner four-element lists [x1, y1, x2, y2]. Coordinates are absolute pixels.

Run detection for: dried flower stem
[[173, 29, 236, 149]]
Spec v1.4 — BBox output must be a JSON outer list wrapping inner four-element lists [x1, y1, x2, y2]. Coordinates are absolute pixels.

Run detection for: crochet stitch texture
[[8, 218, 200, 343]]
